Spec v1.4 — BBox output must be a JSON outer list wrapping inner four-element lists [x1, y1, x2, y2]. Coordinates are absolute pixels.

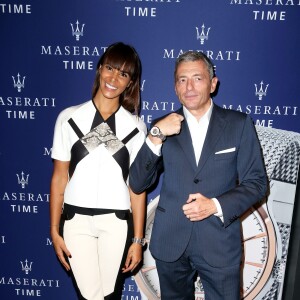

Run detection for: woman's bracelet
[[132, 237, 146, 246]]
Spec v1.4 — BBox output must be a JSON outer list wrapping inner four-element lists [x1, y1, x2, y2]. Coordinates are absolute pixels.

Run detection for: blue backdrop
[[1, 1, 300, 299]]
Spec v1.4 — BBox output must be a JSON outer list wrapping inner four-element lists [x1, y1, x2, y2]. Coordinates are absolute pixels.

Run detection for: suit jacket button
[[194, 179, 200, 184], [146, 161, 152, 170]]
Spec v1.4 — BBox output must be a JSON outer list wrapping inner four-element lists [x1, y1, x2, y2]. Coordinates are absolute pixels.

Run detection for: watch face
[[150, 127, 159, 136], [241, 204, 276, 299], [135, 199, 161, 299], [135, 197, 276, 300]]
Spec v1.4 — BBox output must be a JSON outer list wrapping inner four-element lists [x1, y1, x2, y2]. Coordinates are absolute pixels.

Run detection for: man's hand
[[182, 193, 217, 221], [155, 113, 184, 136]]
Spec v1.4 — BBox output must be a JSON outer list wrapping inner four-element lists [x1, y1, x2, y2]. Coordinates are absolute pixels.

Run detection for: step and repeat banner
[[1, 1, 300, 299]]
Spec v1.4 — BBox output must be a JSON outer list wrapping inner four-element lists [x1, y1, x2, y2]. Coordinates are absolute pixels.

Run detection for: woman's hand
[[122, 243, 142, 273], [51, 231, 72, 271]]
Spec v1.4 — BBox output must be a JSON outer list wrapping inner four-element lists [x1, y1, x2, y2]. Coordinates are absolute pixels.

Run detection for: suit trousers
[[63, 213, 129, 300], [155, 223, 241, 300]]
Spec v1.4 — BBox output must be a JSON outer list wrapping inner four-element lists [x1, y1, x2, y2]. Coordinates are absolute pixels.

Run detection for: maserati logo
[[70, 20, 85, 41], [12, 73, 25, 92], [17, 171, 29, 189], [255, 81, 269, 100], [20, 259, 33, 275], [196, 24, 211, 45]]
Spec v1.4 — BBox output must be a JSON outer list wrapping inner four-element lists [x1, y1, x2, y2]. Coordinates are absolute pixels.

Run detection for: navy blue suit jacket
[[130, 104, 268, 267]]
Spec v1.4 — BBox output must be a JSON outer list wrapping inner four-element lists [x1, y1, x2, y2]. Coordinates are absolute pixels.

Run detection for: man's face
[[175, 60, 218, 117]]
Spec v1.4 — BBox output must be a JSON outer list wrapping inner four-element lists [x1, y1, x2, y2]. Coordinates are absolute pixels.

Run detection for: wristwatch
[[132, 237, 146, 246], [149, 126, 166, 142]]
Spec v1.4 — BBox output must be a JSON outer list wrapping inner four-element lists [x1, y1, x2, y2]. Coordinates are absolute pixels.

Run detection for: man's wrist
[[212, 198, 224, 222], [148, 134, 164, 145], [149, 126, 166, 142], [212, 198, 222, 216], [146, 137, 162, 155]]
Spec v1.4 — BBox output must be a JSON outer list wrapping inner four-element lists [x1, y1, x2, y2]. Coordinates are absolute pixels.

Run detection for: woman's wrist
[[132, 237, 146, 246]]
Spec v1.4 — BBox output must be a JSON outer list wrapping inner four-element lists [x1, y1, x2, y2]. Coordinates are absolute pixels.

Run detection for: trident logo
[[255, 81, 269, 100], [70, 20, 85, 41], [12, 73, 25, 92], [21, 259, 33, 275], [140, 79, 146, 92], [196, 24, 211, 45], [17, 171, 29, 189]]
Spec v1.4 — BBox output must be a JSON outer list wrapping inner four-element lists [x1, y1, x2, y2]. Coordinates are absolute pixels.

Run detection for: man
[[129, 51, 267, 299]]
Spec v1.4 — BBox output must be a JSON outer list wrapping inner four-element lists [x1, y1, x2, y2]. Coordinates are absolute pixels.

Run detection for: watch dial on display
[[241, 204, 276, 299], [135, 199, 161, 299], [135, 197, 276, 300]]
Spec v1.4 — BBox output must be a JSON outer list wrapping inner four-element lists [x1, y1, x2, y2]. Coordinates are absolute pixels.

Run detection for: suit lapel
[[174, 108, 198, 172], [196, 105, 227, 174]]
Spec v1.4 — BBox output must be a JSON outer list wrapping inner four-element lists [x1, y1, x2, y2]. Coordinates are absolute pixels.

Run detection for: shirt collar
[[183, 99, 214, 124]]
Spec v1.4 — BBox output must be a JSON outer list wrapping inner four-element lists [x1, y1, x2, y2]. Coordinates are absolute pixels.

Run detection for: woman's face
[[98, 63, 132, 101]]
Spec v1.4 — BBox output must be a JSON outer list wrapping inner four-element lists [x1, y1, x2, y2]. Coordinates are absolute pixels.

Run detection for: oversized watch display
[[134, 127, 300, 300], [149, 126, 166, 142], [134, 196, 277, 300]]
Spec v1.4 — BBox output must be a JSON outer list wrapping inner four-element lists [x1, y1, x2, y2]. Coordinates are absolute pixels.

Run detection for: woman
[[50, 42, 147, 300]]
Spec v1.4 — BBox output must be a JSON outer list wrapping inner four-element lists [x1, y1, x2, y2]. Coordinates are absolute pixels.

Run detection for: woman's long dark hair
[[92, 42, 142, 114]]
